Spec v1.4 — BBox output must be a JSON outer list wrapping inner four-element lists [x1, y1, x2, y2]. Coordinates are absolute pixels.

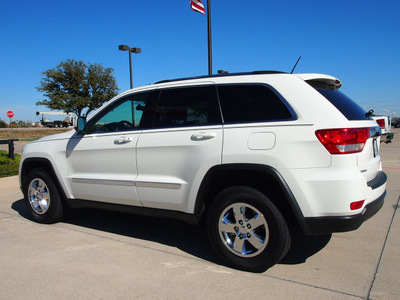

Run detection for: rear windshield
[[316, 88, 370, 121]]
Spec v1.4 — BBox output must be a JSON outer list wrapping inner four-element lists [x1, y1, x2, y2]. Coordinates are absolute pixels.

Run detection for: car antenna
[[290, 56, 302, 74]]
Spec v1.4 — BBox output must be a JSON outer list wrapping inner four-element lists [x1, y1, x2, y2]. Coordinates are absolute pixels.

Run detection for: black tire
[[207, 186, 291, 273], [23, 168, 64, 224]]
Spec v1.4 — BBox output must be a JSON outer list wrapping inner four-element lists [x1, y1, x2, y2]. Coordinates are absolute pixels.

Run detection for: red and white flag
[[190, 0, 205, 15]]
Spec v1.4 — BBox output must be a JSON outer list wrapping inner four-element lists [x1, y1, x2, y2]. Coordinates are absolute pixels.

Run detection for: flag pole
[[207, 0, 212, 75]]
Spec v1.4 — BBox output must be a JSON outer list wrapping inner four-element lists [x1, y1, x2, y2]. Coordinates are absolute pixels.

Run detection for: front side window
[[86, 91, 156, 133], [217, 84, 294, 124], [153, 85, 221, 128]]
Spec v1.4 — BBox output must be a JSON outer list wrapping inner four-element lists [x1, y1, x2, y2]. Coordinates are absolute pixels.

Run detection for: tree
[[17, 120, 30, 128], [36, 59, 119, 117]]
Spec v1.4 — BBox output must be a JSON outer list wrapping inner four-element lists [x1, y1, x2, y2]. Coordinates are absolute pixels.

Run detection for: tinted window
[[86, 91, 156, 133], [153, 85, 221, 128], [316, 89, 370, 121], [217, 84, 294, 124]]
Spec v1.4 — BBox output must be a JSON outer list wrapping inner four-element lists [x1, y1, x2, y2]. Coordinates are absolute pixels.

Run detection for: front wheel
[[207, 186, 291, 272], [23, 169, 64, 224]]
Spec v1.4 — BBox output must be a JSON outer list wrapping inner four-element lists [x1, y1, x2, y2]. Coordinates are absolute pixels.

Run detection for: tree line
[[0, 120, 36, 128]]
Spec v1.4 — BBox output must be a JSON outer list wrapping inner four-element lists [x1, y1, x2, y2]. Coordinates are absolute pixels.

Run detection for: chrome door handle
[[114, 136, 132, 144], [191, 132, 216, 141]]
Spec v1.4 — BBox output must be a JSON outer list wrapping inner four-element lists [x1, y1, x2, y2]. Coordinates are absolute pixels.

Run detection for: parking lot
[[0, 129, 399, 299]]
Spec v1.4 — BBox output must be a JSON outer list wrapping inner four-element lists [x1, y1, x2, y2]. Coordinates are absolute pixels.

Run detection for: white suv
[[19, 72, 387, 272]]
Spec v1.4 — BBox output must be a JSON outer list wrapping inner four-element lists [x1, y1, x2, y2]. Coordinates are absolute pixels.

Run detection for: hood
[[31, 129, 76, 143]]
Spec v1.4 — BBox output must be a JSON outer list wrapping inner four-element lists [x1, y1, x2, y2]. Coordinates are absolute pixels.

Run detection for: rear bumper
[[303, 191, 385, 235], [381, 132, 394, 144], [302, 171, 387, 235]]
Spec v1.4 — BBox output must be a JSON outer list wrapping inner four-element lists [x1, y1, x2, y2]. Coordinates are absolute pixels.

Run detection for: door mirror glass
[[75, 117, 86, 133]]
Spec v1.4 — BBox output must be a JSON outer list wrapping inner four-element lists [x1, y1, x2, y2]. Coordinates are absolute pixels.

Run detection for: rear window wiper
[[365, 109, 374, 118]]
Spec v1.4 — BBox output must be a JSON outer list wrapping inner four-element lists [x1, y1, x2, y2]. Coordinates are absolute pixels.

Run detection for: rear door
[[135, 84, 223, 213]]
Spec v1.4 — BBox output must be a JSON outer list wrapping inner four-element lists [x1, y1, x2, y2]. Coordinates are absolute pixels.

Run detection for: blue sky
[[1, 0, 399, 122]]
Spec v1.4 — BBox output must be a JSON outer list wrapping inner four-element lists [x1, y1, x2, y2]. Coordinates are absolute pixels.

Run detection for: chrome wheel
[[218, 202, 269, 258], [28, 178, 50, 215]]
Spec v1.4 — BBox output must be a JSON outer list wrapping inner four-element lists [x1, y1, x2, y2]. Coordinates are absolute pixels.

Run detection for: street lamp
[[118, 44, 141, 89]]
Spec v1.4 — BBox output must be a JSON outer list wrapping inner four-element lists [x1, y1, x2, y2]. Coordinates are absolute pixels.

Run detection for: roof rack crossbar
[[155, 71, 286, 84]]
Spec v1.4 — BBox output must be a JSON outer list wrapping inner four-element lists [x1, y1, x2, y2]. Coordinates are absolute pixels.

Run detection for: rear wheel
[[23, 169, 64, 224], [207, 186, 290, 272]]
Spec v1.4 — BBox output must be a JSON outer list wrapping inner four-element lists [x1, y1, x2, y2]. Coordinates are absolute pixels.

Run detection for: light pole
[[118, 44, 141, 89]]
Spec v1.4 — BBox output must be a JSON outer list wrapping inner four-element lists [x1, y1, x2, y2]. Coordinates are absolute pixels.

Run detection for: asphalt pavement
[[0, 129, 399, 299]]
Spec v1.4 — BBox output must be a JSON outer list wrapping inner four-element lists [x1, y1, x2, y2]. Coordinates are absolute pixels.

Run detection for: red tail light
[[315, 128, 370, 154], [376, 119, 385, 128]]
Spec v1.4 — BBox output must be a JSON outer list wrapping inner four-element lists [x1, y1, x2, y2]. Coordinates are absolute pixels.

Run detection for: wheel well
[[20, 158, 66, 200], [196, 164, 304, 232]]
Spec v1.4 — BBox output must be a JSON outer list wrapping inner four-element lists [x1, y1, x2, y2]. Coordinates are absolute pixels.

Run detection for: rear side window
[[153, 85, 222, 128], [316, 89, 370, 121], [217, 84, 295, 124]]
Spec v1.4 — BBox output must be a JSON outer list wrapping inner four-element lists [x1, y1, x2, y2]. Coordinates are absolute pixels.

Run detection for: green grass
[[0, 150, 21, 178]]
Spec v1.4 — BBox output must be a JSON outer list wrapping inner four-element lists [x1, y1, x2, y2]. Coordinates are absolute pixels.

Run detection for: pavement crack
[[53, 222, 210, 264], [262, 274, 364, 299], [367, 194, 400, 299], [0, 210, 19, 219]]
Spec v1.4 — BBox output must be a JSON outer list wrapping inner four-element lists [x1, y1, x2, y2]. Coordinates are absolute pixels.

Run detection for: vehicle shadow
[[12, 199, 331, 268], [280, 232, 332, 265], [11, 199, 220, 264]]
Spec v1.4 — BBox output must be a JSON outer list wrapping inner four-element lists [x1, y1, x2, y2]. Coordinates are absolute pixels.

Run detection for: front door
[[67, 91, 156, 206]]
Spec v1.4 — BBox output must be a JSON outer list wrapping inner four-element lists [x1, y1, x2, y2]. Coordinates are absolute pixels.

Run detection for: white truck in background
[[36, 111, 74, 128], [372, 115, 394, 143]]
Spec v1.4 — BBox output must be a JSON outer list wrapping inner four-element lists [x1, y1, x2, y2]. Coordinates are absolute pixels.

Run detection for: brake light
[[315, 128, 370, 154], [376, 119, 385, 128]]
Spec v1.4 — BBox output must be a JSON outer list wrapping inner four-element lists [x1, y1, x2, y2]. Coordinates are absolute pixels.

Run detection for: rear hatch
[[296, 74, 382, 182]]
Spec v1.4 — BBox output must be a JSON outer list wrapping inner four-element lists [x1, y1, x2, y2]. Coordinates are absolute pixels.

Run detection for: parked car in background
[[372, 115, 394, 143]]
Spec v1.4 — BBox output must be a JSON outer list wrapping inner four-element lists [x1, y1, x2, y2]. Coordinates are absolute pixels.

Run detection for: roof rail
[[155, 71, 286, 84]]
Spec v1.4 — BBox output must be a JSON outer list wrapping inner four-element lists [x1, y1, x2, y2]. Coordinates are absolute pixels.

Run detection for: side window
[[217, 84, 294, 124], [86, 91, 156, 133], [153, 85, 221, 128]]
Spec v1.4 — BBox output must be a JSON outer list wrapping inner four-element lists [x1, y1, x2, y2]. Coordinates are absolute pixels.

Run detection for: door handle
[[114, 136, 132, 144], [191, 132, 216, 141]]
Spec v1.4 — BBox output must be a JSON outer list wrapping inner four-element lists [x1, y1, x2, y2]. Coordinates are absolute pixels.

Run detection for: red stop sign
[[7, 111, 14, 118]]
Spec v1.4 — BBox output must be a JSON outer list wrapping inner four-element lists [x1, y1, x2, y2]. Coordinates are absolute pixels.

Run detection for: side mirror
[[74, 117, 87, 134]]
